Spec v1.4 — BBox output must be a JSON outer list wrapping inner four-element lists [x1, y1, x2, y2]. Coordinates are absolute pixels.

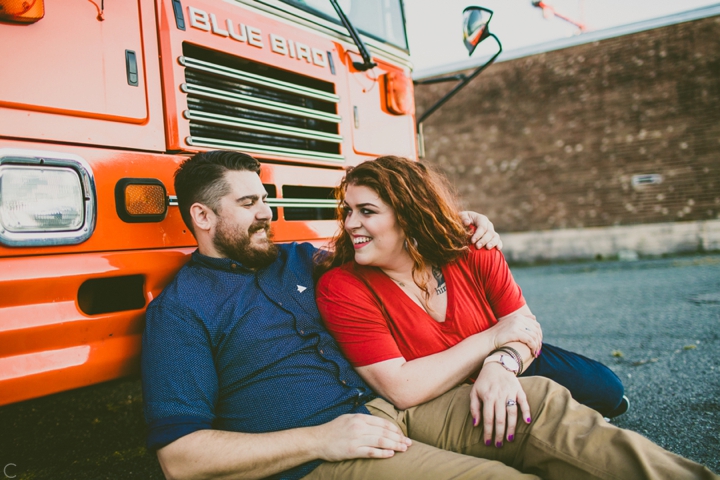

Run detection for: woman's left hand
[[470, 363, 531, 448], [459, 211, 503, 250]]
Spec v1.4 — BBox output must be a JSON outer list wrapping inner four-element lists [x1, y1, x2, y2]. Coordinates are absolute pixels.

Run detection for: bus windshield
[[278, 0, 407, 50]]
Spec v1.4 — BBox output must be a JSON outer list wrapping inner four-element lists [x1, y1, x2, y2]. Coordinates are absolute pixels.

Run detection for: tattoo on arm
[[432, 266, 447, 295]]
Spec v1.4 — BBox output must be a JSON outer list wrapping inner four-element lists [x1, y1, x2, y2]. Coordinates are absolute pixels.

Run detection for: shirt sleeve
[[471, 247, 526, 318], [141, 299, 218, 450], [316, 268, 404, 367]]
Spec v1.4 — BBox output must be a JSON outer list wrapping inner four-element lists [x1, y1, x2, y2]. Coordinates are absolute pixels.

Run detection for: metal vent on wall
[[180, 44, 343, 163]]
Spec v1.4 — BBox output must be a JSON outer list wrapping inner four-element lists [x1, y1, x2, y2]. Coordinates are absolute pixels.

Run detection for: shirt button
[[278, 302, 283, 306], [341, 380, 346, 385], [319, 349, 324, 354], [300, 330, 304, 334]]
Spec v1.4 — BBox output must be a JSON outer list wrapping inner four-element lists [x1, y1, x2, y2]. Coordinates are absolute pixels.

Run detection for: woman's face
[[343, 184, 408, 269]]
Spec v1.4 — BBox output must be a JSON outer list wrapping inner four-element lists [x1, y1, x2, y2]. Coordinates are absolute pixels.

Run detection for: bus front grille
[[180, 43, 343, 163]]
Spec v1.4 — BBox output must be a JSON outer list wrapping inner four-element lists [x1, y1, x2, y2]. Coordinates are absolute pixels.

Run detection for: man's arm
[[157, 414, 412, 480]]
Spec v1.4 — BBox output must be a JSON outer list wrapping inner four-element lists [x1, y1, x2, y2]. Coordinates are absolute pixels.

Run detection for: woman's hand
[[488, 312, 543, 357], [470, 363, 531, 447]]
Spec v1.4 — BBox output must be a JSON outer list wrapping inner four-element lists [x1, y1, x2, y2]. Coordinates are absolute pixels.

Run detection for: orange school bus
[[0, 0, 417, 405]]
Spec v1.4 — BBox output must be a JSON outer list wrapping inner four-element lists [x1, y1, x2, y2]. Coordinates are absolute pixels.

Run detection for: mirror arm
[[414, 74, 468, 85], [415, 33, 502, 131], [329, 0, 377, 71]]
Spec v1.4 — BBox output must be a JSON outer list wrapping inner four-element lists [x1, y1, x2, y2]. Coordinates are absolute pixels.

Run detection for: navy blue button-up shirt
[[142, 243, 376, 480]]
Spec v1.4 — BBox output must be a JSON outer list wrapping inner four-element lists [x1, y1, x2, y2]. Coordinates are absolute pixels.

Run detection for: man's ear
[[189, 203, 215, 233]]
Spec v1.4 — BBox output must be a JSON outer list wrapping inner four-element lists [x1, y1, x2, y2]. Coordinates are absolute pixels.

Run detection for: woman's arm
[[354, 309, 542, 410], [355, 333, 495, 410], [497, 304, 543, 366], [468, 304, 542, 448]]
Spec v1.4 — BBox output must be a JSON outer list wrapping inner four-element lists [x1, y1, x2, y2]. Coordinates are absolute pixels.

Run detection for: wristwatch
[[483, 353, 520, 376]]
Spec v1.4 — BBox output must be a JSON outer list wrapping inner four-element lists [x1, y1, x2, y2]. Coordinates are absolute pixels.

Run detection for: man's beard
[[213, 218, 279, 269]]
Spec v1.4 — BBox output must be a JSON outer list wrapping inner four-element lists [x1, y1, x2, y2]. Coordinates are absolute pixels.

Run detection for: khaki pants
[[305, 377, 717, 480]]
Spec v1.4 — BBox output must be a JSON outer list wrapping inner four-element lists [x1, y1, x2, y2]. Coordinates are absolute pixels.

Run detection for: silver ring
[[506, 399, 517, 408]]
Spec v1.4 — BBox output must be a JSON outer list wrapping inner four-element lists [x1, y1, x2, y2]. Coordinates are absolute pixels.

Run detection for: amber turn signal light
[[0, 0, 45, 23], [115, 179, 168, 223], [383, 71, 415, 116]]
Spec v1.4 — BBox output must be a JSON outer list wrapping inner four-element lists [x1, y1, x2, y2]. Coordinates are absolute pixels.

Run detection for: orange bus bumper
[[0, 248, 193, 405]]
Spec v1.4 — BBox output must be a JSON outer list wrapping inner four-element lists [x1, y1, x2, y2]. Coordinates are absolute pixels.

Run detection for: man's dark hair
[[174, 150, 261, 235]]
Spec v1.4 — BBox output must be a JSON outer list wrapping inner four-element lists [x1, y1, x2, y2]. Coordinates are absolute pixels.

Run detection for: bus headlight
[[1, 166, 84, 231], [0, 150, 96, 247]]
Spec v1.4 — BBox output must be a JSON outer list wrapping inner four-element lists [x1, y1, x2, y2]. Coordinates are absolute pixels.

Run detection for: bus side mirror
[[415, 4, 502, 156], [463, 6, 494, 56]]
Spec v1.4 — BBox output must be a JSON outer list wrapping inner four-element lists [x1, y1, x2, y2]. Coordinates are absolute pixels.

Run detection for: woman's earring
[[404, 238, 418, 251]]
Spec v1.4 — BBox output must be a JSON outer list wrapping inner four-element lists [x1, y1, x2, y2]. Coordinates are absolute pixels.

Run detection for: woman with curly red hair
[[316, 156, 627, 448]]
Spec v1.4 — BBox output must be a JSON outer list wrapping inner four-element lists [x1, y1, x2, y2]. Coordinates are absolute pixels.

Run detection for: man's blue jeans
[[520, 343, 625, 417]]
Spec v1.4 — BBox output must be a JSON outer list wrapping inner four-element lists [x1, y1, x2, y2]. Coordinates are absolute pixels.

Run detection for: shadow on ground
[[0, 376, 163, 480]]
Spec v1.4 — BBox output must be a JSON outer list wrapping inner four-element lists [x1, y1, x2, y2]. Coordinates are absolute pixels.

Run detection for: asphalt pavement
[[1, 253, 718, 479]]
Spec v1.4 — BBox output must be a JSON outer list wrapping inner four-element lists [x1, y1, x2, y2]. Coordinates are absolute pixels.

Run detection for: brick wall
[[414, 15, 720, 233]]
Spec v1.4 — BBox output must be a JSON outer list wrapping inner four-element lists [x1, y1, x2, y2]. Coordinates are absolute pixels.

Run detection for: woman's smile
[[352, 235, 373, 249]]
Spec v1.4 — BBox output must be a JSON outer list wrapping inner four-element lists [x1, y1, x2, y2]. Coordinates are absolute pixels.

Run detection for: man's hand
[[459, 212, 503, 250], [315, 414, 412, 462], [470, 364, 531, 448]]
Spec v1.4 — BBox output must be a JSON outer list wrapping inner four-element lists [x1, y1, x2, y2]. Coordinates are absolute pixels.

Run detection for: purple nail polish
[[527, 417, 532, 423], [508, 434, 514, 442], [496, 441, 503, 448], [538, 349, 542, 356], [485, 439, 492, 446]]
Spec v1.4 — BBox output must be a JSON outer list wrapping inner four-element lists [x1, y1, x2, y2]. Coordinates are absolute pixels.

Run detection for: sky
[[404, 0, 720, 74]]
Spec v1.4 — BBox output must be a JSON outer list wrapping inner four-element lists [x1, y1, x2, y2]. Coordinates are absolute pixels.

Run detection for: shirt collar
[[190, 249, 256, 273]]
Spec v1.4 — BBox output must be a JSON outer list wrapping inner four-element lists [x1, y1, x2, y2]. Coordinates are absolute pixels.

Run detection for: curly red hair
[[315, 156, 470, 297]]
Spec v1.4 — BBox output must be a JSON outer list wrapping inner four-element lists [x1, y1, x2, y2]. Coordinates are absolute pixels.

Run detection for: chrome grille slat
[[186, 97, 315, 130], [180, 56, 340, 103], [265, 198, 338, 208], [186, 136, 345, 162], [184, 110, 343, 143], [181, 83, 341, 123], [190, 123, 311, 150]]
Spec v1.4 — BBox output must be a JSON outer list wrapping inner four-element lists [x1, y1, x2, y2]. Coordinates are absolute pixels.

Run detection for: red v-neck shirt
[[316, 247, 525, 367]]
